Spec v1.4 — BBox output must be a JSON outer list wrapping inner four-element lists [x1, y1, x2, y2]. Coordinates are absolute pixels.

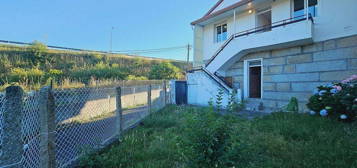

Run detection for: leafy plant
[[286, 97, 299, 113], [215, 88, 224, 111], [180, 109, 231, 167], [208, 97, 214, 112]]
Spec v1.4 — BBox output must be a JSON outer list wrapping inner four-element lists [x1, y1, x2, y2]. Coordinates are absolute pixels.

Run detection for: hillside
[[0, 42, 188, 90]]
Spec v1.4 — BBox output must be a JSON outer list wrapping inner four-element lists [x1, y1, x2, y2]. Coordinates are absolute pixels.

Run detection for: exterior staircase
[[205, 15, 314, 74]]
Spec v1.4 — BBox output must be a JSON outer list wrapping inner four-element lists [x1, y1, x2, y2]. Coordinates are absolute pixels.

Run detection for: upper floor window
[[293, 0, 318, 18], [216, 23, 227, 43], [256, 8, 272, 32]]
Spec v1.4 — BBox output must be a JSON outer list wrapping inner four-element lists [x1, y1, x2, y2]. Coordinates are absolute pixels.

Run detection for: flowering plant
[[307, 75, 357, 122]]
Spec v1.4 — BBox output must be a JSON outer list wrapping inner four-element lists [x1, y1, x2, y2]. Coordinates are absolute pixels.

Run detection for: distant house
[[187, 0, 357, 112]]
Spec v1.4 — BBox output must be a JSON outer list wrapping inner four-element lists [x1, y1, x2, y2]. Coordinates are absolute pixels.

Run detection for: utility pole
[[110, 26, 115, 55], [186, 43, 191, 72]]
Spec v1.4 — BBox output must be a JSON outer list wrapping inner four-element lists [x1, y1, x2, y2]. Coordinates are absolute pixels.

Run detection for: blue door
[[175, 81, 187, 105]]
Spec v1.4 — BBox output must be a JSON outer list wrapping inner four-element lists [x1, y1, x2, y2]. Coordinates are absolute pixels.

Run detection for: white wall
[[187, 71, 230, 107], [313, 0, 357, 42], [271, 0, 291, 22]]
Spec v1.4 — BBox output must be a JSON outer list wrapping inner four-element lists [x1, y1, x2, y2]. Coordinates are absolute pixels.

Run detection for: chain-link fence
[[0, 81, 171, 168], [53, 87, 119, 167], [22, 91, 41, 168]]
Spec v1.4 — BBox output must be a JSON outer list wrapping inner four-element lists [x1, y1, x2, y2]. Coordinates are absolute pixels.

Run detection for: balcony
[[206, 15, 314, 74]]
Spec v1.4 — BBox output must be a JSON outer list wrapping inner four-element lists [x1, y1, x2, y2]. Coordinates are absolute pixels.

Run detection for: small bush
[[7, 68, 45, 84], [179, 109, 238, 167], [286, 97, 299, 112], [307, 75, 357, 122], [149, 62, 183, 80]]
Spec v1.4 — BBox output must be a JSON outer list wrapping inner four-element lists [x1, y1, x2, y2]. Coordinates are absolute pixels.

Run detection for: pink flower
[[333, 85, 342, 91], [341, 75, 357, 83]]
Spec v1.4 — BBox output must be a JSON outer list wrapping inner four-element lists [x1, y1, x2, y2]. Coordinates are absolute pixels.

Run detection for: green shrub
[[307, 75, 357, 122], [149, 62, 183, 80], [179, 109, 232, 167], [7, 68, 45, 84], [286, 97, 299, 112]]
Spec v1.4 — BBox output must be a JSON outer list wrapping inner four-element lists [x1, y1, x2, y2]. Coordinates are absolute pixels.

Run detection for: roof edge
[[191, 0, 252, 26], [204, 0, 224, 17]]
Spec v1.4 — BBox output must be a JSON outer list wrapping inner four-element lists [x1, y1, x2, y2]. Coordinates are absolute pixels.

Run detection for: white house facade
[[188, 0, 357, 112]]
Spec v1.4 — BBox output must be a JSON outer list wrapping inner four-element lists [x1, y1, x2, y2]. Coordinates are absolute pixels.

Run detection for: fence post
[[163, 81, 167, 106], [147, 85, 152, 114], [115, 87, 123, 138], [39, 86, 56, 168], [0, 86, 24, 167]]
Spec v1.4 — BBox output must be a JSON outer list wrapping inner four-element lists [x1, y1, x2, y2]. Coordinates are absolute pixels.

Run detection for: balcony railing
[[206, 14, 314, 67]]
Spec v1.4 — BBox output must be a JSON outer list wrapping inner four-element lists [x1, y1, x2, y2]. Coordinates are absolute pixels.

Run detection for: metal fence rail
[[0, 82, 170, 168]]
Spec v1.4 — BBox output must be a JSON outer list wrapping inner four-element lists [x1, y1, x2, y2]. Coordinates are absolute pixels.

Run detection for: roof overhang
[[191, 0, 270, 26]]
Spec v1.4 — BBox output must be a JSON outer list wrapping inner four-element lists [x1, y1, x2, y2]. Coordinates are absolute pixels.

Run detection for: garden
[[79, 105, 357, 168]]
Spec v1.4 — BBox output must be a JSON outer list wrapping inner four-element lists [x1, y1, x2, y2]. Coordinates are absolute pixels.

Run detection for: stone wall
[[227, 35, 357, 112]]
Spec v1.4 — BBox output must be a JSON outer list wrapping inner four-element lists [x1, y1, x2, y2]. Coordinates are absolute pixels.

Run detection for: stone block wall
[[226, 35, 357, 112]]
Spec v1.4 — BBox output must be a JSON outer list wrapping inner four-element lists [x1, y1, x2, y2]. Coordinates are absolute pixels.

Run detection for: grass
[[79, 105, 357, 168]]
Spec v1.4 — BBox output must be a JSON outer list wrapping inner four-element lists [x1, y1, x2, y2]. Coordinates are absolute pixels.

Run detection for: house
[[187, 0, 357, 112]]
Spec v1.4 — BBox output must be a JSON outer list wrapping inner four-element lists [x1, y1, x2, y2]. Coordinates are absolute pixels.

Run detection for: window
[[216, 24, 227, 43], [256, 8, 272, 32], [293, 0, 318, 18]]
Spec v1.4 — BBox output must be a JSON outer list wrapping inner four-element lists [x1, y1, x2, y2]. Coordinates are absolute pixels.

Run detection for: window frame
[[255, 7, 272, 33], [291, 0, 319, 18], [215, 23, 228, 43]]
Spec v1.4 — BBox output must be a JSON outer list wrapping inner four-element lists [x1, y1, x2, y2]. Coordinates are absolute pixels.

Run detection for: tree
[[149, 62, 182, 80], [27, 41, 51, 67]]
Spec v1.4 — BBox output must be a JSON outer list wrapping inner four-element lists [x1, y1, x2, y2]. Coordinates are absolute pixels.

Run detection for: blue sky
[[0, 0, 217, 60]]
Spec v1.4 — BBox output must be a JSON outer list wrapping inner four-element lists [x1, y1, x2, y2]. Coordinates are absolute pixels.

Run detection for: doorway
[[244, 59, 263, 99], [175, 81, 187, 105]]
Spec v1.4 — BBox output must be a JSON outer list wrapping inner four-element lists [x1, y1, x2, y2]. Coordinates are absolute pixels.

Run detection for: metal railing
[[188, 67, 232, 92]]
